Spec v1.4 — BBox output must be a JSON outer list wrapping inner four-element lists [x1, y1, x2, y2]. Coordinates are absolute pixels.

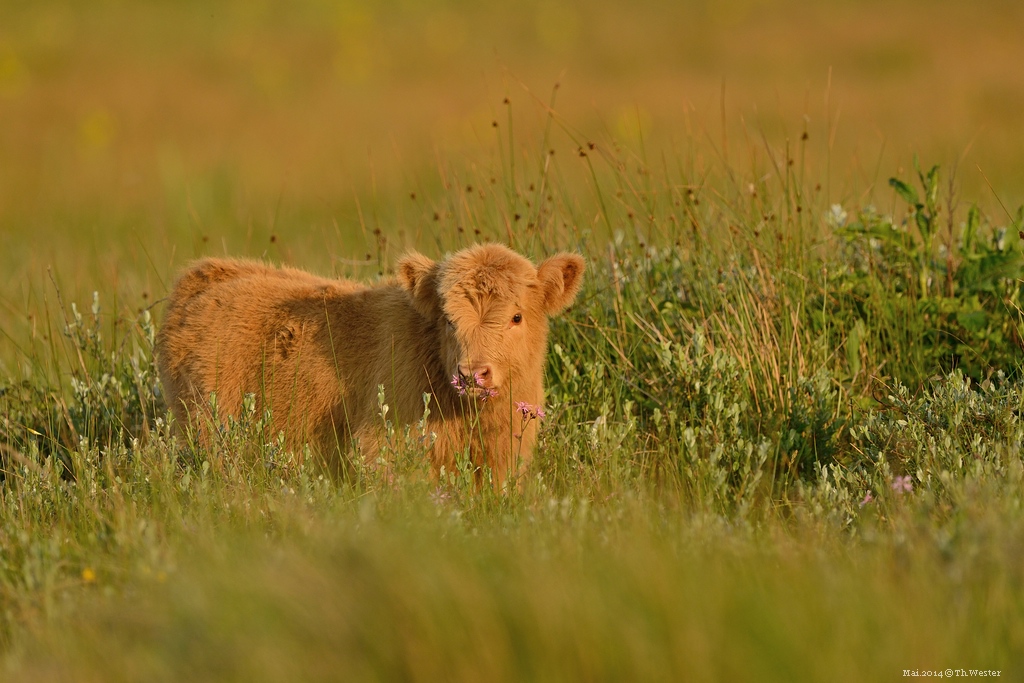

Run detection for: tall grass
[[2, 104, 1023, 679], [9, 478, 1024, 682]]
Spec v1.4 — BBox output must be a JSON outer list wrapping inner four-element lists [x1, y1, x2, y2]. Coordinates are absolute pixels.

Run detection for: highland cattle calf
[[155, 243, 584, 489]]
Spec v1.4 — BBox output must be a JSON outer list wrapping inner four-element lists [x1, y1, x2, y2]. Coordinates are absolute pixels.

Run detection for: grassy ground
[[3, 1, 1024, 680]]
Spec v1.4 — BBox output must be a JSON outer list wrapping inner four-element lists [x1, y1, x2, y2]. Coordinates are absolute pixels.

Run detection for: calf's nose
[[458, 363, 494, 388]]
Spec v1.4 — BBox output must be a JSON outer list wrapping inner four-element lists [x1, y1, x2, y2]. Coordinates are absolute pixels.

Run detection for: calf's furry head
[[397, 243, 584, 397]]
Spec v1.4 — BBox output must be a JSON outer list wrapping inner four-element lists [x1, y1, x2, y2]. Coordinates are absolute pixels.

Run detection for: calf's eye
[[511, 313, 523, 325]]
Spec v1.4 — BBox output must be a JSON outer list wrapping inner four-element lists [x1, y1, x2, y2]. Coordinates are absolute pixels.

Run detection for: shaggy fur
[[156, 244, 585, 488]]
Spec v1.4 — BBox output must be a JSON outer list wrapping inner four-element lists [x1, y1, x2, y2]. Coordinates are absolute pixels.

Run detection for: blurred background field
[[3, 0, 1024, 322]]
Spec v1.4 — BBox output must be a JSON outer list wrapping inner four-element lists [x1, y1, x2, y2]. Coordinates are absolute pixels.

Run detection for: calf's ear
[[397, 252, 441, 317], [537, 253, 585, 314]]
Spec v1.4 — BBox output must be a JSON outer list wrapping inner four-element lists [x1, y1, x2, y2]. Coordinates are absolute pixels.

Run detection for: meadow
[[2, 0, 1024, 680]]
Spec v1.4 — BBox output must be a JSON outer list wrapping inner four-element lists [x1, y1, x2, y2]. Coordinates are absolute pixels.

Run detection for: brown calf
[[155, 244, 584, 488]]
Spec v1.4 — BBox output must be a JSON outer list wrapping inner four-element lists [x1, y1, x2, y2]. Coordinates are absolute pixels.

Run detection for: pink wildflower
[[430, 487, 452, 506], [859, 491, 874, 507], [473, 372, 498, 401], [514, 401, 546, 421], [451, 372, 497, 401], [891, 475, 913, 493]]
